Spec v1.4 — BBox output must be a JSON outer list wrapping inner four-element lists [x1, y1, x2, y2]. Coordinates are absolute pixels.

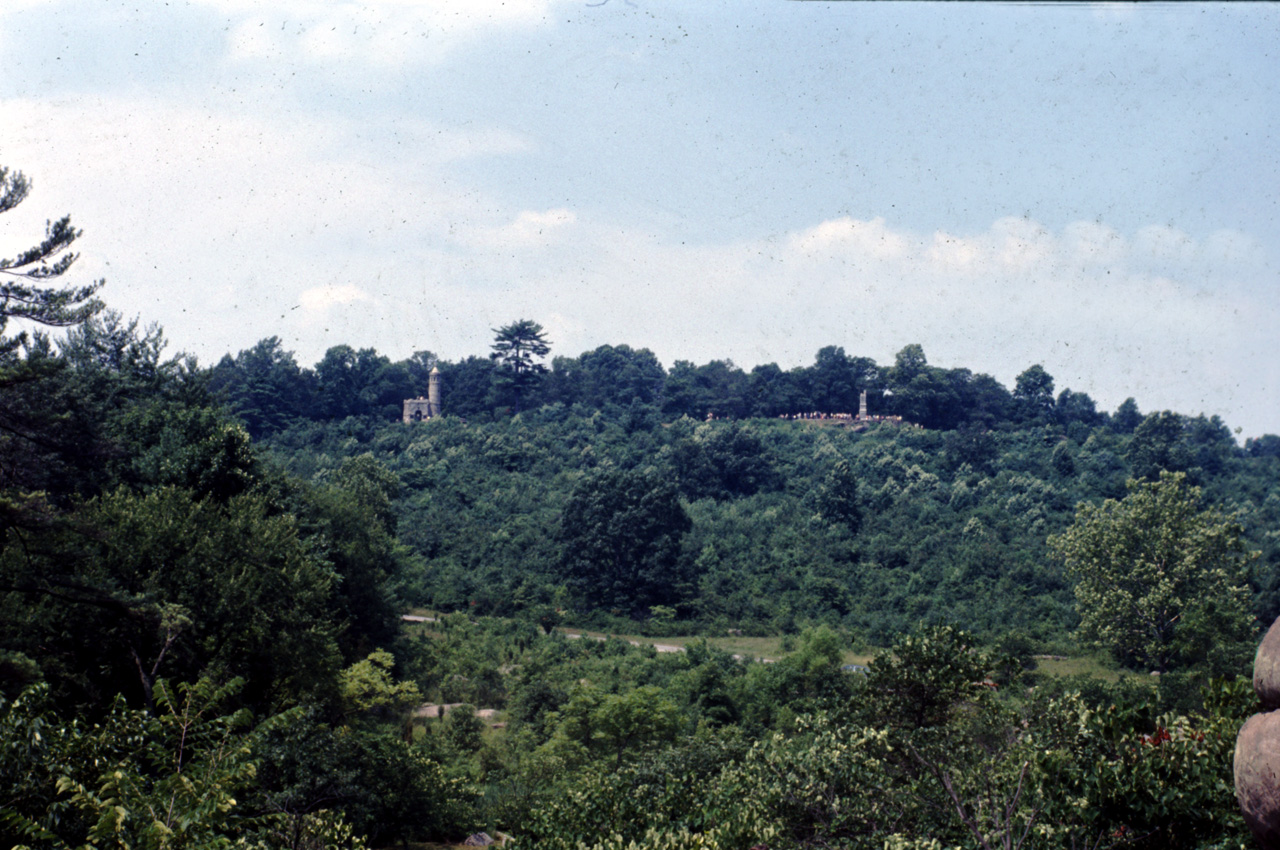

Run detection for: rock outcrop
[[1235, 618, 1280, 849]]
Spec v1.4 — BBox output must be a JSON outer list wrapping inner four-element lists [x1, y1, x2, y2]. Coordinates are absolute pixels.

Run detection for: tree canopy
[[558, 467, 692, 616], [1049, 471, 1255, 673], [490, 319, 551, 412]]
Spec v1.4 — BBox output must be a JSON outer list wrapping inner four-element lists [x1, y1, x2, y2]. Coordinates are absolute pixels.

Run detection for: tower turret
[[427, 366, 442, 417]]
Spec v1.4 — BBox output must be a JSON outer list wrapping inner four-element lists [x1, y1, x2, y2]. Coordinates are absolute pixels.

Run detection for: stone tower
[[428, 366, 441, 417], [858, 390, 868, 420], [402, 365, 443, 423]]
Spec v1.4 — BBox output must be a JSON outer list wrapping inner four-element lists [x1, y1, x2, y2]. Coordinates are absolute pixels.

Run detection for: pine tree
[[0, 167, 102, 351]]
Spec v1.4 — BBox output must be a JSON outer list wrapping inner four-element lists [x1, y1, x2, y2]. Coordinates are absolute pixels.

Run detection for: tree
[[892, 343, 928, 381], [208, 337, 317, 436], [437, 355, 498, 417], [1246, 434, 1280, 458], [745, 362, 809, 418], [817, 459, 861, 532], [807, 346, 876, 414], [1112, 397, 1143, 434], [944, 424, 998, 474], [884, 345, 969, 428], [592, 685, 680, 767], [302, 458, 406, 660], [313, 345, 410, 420], [661, 359, 749, 420], [558, 468, 692, 616], [1054, 388, 1103, 429], [670, 422, 778, 500], [1013, 364, 1055, 421], [0, 167, 102, 349], [0, 486, 342, 712], [1048, 471, 1255, 673], [338, 649, 422, 721], [1127, 410, 1192, 480], [545, 344, 666, 411], [1, 677, 279, 850], [490, 319, 551, 412], [864, 625, 993, 731]]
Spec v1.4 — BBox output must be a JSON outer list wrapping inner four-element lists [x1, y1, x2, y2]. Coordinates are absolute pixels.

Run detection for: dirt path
[[403, 616, 770, 661]]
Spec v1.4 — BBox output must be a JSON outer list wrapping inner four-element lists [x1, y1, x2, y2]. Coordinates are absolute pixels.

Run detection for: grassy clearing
[[404, 614, 1105, 679], [556, 629, 873, 665], [1034, 654, 1124, 682]]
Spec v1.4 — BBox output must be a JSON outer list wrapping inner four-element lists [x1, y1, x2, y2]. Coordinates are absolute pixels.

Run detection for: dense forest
[[204, 322, 1280, 648], [3, 171, 1280, 849]]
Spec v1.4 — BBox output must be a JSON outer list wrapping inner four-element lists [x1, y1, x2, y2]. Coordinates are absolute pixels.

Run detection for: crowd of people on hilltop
[[702, 410, 914, 426]]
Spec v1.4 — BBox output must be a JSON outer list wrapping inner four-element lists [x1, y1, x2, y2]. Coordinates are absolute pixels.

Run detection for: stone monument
[[402, 366, 442, 423]]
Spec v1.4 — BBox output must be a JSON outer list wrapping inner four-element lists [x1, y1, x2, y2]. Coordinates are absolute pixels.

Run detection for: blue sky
[[2, 1, 1277, 436]]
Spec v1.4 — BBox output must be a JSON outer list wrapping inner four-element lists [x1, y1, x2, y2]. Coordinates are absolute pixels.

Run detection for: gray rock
[[1236, 712, 1280, 849], [1256, 618, 1280, 710]]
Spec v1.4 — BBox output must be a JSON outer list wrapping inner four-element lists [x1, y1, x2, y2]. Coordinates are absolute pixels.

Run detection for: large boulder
[[1256, 618, 1280, 711], [1238, 618, 1280, 849], [1237, 712, 1280, 849]]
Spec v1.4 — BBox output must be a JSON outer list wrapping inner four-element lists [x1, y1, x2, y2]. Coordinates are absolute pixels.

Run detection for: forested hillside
[[209, 324, 1280, 653], [3, 176, 1279, 847]]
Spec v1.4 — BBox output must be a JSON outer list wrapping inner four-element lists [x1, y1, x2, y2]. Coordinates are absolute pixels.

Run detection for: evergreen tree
[[490, 319, 551, 412], [0, 167, 102, 350]]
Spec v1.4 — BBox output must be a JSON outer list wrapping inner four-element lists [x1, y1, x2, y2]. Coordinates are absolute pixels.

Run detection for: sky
[[1, 1, 1277, 437]]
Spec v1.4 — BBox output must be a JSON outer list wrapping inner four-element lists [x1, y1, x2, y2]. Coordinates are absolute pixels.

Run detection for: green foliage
[[1014, 363, 1056, 421], [558, 467, 692, 616], [491, 320, 552, 412], [546, 344, 665, 410], [2, 260, 1275, 850], [668, 422, 778, 501], [113, 402, 258, 501], [208, 337, 316, 438], [0, 483, 343, 713], [1128, 411, 1194, 480], [338, 649, 422, 720], [817, 458, 861, 531], [3, 677, 277, 850], [863, 625, 993, 730], [592, 686, 680, 766], [1049, 472, 1256, 673], [0, 166, 103, 350], [1026, 684, 1251, 849]]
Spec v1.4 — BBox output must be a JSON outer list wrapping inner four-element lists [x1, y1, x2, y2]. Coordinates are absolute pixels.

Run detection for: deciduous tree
[[1048, 471, 1255, 673], [558, 467, 691, 616]]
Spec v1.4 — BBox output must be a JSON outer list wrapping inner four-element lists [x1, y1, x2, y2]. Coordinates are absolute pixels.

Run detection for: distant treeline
[[209, 336, 1279, 453]]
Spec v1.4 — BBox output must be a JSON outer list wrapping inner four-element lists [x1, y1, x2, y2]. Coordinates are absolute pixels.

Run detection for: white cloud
[[0, 94, 513, 359], [988, 217, 1055, 273], [1134, 224, 1196, 264], [789, 216, 907, 261], [299, 283, 370, 313], [926, 232, 982, 274], [1062, 220, 1126, 267], [461, 208, 578, 249], [219, 0, 564, 70]]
